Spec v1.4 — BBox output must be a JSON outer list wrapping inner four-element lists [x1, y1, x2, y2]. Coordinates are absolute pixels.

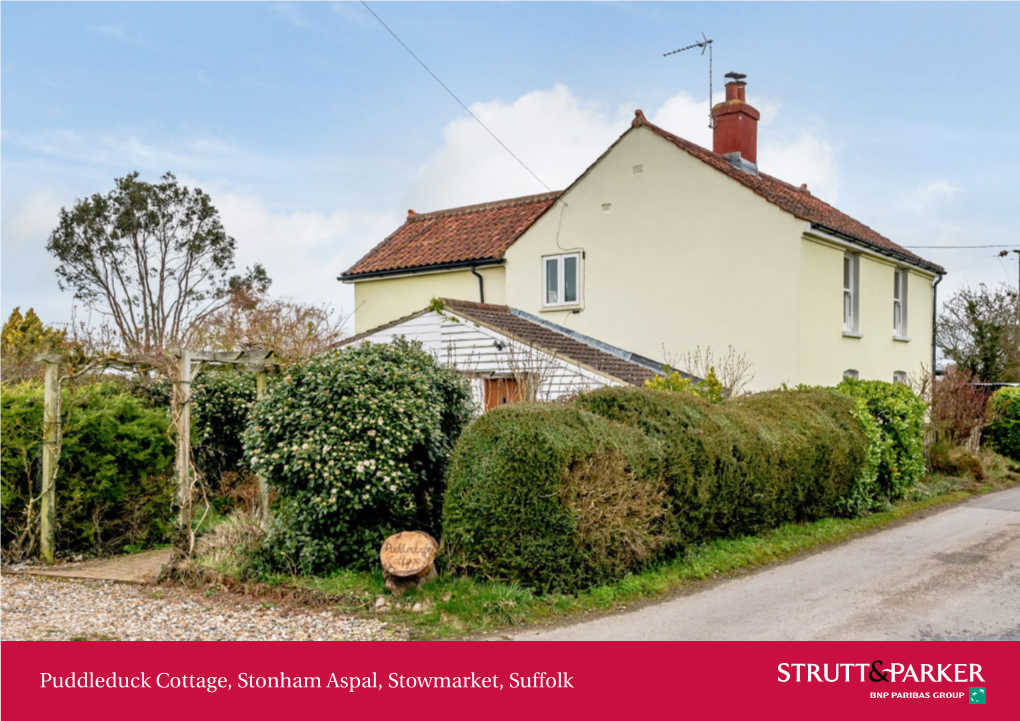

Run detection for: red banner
[[1, 640, 1016, 719]]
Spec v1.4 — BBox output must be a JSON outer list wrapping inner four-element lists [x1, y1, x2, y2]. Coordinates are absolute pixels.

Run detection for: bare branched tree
[[937, 283, 1020, 383], [191, 288, 350, 362], [665, 344, 755, 397]]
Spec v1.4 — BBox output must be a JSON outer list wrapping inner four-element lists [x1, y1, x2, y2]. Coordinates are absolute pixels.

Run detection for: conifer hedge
[[1, 382, 175, 559]]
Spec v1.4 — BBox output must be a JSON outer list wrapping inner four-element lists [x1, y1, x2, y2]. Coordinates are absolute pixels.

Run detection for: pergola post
[[38, 354, 65, 564], [174, 350, 193, 532], [255, 370, 269, 520]]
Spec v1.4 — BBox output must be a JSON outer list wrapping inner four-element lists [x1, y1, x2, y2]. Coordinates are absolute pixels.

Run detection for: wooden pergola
[[35, 349, 283, 563]]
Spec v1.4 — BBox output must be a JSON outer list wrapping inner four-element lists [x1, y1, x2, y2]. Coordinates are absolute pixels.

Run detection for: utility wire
[[904, 244, 1015, 249], [360, 1, 552, 192]]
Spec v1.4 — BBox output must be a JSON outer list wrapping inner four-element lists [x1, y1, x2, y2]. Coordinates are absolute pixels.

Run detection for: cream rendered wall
[[798, 237, 935, 387], [503, 127, 809, 391], [348, 265, 506, 334]]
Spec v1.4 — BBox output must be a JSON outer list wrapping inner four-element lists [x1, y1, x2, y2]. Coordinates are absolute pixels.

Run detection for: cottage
[[340, 74, 944, 393]]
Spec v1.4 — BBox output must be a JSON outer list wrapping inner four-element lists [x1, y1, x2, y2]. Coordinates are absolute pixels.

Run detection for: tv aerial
[[663, 32, 715, 128]]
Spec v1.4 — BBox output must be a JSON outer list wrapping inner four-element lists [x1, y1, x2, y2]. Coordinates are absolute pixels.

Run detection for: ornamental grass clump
[[243, 339, 472, 574]]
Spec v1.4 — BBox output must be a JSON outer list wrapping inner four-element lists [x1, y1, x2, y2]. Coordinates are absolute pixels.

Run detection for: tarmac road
[[514, 486, 1020, 641]]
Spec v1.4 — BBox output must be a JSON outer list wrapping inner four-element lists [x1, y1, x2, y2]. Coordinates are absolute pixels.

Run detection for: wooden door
[[483, 378, 523, 411]]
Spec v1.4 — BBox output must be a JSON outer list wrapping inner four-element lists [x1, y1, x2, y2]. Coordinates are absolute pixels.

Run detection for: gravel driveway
[[1, 574, 405, 641]]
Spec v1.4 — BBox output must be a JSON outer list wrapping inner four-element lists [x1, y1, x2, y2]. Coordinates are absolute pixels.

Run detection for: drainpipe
[[932, 274, 943, 378], [470, 266, 485, 304]]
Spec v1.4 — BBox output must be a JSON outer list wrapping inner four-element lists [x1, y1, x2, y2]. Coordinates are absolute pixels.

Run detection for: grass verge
[[189, 453, 1020, 639]]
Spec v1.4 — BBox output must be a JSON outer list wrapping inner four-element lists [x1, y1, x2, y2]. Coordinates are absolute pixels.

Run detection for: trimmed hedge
[[836, 379, 926, 500], [443, 404, 668, 594], [1, 382, 175, 559], [444, 387, 871, 593], [986, 387, 1020, 461], [576, 387, 869, 546]]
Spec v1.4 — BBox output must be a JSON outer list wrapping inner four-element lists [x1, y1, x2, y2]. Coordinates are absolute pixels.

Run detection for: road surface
[[515, 486, 1020, 641]]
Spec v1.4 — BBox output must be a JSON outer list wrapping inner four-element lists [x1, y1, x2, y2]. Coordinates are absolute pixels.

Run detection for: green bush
[[836, 379, 926, 500], [1, 382, 175, 559], [986, 387, 1020, 461], [576, 387, 869, 546], [244, 339, 473, 574], [133, 372, 258, 492], [443, 403, 668, 594]]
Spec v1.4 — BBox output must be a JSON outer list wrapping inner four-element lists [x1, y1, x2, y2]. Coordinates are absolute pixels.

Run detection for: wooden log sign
[[380, 531, 439, 578]]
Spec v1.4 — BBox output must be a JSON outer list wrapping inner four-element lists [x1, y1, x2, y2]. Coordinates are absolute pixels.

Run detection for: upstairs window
[[544, 253, 580, 307], [843, 252, 860, 333], [893, 268, 909, 337]]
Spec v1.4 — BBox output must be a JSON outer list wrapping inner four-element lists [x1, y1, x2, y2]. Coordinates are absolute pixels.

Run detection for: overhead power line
[[903, 245, 1016, 249], [360, 1, 551, 191]]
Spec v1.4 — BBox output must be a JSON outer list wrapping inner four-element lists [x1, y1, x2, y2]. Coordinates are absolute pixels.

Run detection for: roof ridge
[[407, 191, 562, 222]]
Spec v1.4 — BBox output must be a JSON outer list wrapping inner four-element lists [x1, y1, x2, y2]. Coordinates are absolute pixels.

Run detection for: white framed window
[[543, 253, 580, 307], [893, 268, 909, 337], [843, 252, 860, 333], [893, 370, 908, 385], [843, 369, 859, 381]]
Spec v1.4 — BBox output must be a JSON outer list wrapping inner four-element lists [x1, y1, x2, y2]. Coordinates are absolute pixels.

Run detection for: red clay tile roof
[[630, 110, 944, 274], [342, 115, 943, 278], [341, 191, 561, 278]]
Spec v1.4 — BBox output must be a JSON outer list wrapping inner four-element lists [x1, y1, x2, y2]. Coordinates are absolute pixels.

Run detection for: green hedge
[[444, 388, 871, 593], [244, 339, 473, 574], [986, 387, 1020, 461], [443, 404, 668, 594], [1, 382, 175, 559], [133, 372, 258, 492], [576, 387, 869, 546], [836, 379, 926, 500]]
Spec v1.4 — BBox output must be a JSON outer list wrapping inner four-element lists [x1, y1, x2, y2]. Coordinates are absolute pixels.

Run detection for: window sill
[[842, 330, 863, 339], [541, 304, 583, 313], [893, 335, 911, 343]]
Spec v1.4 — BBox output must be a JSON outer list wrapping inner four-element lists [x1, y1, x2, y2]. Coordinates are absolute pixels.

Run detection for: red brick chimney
[[711, 72, 760, 172]]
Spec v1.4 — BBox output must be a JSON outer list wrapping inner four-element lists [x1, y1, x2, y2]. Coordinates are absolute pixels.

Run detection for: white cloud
[[759, 131, 842, 202], [212, 191, 400, 326], [407, 85, 627, 210], [901, 179, 961, 214], [93, 26, 146, 47], [409, 85, 842, 210]]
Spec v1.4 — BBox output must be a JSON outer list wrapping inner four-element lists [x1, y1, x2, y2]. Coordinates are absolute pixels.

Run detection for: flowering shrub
[[645, 366, 724, 403], [243, 339, 473, 573]]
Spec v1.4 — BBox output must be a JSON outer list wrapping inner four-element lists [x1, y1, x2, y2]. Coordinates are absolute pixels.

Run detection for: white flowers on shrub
[[242, 338, 473, 572]]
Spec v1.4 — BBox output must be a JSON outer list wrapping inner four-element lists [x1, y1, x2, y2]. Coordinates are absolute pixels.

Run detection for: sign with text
[[380, 531, 438, 577]]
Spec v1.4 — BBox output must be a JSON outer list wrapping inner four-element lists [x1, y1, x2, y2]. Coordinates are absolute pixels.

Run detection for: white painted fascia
[[803, 227, 939, 280]]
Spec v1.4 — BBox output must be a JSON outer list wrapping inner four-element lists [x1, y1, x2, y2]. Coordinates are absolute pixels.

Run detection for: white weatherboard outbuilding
[[339, 297, 690, 412]]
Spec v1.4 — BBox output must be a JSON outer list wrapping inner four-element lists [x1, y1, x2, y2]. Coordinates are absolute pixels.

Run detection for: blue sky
[[3, 1, 1019, 329]]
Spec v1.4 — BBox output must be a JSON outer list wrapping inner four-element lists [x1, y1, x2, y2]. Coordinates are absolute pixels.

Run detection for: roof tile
[[342, 192, 561, 278]]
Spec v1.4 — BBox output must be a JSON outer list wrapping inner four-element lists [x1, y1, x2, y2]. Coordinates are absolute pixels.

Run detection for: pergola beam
[[34, 348, 284, 561]]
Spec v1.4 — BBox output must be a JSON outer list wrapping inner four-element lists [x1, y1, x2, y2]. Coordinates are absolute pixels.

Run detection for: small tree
[[191, 287, 348, 362], [938, 283, 1020, 383], [1, 308, 68, 383], [46, 171, 268, 360]]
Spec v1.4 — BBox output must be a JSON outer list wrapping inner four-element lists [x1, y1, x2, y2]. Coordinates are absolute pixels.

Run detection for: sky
[[3, 1, 1019, 333]]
